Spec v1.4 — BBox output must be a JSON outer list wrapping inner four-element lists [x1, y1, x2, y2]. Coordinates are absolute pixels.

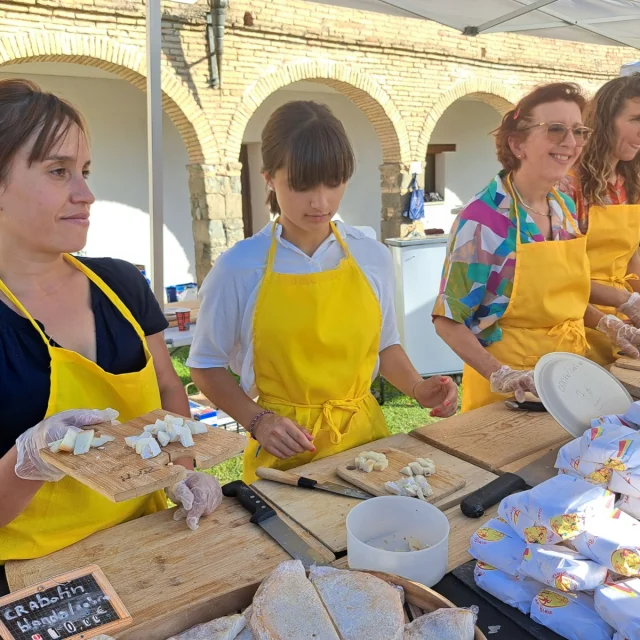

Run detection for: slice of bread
[[167, 613, 247, 639], [310, 566, 404, 640], [403, 608, 475, 640], [249, 560, 340, 639]]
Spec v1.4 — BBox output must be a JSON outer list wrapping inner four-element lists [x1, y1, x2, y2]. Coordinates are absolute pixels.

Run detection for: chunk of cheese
[[58, 428, 78, 453], [73, 430, 95, 456]]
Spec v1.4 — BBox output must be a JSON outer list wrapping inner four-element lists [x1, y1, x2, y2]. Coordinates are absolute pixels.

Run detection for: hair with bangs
[[578, 73, 640, 206], [0, 78, 87, 184], [261, 101, 355, 214], [494, 82, 586, 172]]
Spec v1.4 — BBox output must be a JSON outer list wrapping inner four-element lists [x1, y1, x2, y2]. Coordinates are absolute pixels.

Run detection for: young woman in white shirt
[[188, 101, 457, 483]]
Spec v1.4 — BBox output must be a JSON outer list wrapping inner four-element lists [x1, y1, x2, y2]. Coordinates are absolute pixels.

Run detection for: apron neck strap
[[0, 254, 148, 349], [0, 276, 50, 344], [506, 173, 581, 241], [267, 218, 351, 273]]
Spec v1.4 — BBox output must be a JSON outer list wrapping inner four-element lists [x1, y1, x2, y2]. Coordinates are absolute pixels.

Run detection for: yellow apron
[[585, 204, 640, 366], [462, 178, 590, 413], [0, 254, 166, 563], [242, 222, 389, 484]]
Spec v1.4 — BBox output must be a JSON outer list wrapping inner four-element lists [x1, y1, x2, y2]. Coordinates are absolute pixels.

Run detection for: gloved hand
[[596, 314, 640, 358], [618, 292, 640, 328], [168, 471, 223, 531], [489, 365, 538, 403], [15, 408, 119, 482]]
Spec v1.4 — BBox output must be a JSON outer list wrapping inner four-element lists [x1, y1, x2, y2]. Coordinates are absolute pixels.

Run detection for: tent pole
[[147, 0, 165, 306]]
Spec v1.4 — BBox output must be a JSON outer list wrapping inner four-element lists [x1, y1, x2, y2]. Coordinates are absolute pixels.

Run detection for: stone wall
[[0, 0, 631, 280]]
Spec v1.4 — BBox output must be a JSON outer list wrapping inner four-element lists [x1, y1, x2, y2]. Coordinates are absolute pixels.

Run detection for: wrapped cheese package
[[571, 509, 640, 578], [555, 438, 605, 483], [518, 543, 608, 592], [473, 561, 542, 615], [594, 578, 640, 640], [530, 589, 614, 640], [617, 494, 640, 520], [498, 475, 615, 545], [468, 517, 526, 576], [610, 469, 640, 499], [579, 425, 640, 470]]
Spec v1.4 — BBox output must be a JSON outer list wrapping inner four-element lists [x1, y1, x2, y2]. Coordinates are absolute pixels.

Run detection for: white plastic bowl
[[346, 496, 450, 587]]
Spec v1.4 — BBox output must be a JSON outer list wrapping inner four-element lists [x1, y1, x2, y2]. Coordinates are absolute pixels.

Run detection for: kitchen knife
[[460, 447, 560, 518], [504, 399, 547, 412], [222, 480, 329, 568], [256, 467, 371, 500]]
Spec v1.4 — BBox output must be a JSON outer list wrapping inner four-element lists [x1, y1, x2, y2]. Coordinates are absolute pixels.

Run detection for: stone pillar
[[188, 162, 244, 285], [379, 163, 424, 241]]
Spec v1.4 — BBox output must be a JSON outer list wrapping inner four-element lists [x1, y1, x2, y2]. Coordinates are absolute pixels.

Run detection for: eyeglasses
[[522, 122, 592, 146]]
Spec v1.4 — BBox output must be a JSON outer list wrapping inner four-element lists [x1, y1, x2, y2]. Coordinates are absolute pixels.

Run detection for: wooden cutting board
[[411, 401, 571, 472], [336, 447, 465, 501], [614, 356, 640, 372], [40, 410, 246, 503], [6, 500, 334, 640], [611, 360, 640, 399], [252, 433, 497, 553]]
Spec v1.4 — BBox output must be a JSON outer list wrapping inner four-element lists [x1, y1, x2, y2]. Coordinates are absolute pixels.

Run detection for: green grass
[[171, 348, 462, 485]]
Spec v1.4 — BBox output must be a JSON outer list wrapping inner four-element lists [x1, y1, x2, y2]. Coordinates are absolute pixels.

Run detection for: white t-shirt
[[187, 221, 401, 397]]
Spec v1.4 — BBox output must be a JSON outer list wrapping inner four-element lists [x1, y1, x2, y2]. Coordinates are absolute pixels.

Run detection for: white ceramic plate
[[534, 352, 632, 438]]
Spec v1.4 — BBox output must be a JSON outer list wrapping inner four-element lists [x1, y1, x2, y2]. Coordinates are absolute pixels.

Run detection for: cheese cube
[[58, 428, 78, 453], [48, 439, 63, 453], [73, 430, 95, 456], [140, 438, 162, 460], [179, 426, 195, 448], [157, 430, 171, 447]]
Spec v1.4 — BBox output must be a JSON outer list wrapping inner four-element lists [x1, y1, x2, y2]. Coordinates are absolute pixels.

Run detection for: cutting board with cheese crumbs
[[40, 410, 246, 503], [336, 447, 465, 500]]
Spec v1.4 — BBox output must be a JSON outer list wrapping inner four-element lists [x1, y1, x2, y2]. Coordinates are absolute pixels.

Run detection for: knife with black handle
[[222, 480, 329, 568], [460, 447, 559, 518]]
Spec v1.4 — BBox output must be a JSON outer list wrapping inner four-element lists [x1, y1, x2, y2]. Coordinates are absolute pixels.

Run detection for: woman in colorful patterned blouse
[[433, 83, 640, 413], [559, 74, 640, 366]]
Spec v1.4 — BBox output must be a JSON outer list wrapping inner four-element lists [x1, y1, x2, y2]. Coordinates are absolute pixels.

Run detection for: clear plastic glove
[[596, 314, 640, 358], [15, 408, 119, 482], [489, 365, 537, 402], [618, 292, 640, 328], [168, 471, 223, 531]]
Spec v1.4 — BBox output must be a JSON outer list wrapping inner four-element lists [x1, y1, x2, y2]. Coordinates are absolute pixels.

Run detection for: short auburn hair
[[495, 82, 587, 172]]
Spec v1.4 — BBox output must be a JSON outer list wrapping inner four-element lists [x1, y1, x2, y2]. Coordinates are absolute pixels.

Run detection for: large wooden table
[[253, 432, 497, 553], [7, 402, 557, 638]]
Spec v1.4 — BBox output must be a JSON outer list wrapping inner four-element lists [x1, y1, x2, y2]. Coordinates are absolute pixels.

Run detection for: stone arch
[[225, 59, 411, 166], [416, 77, 519, 161], [0, 32, 218, 164]]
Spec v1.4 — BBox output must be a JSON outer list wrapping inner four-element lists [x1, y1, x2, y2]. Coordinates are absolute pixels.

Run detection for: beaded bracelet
[[247, 410, 274, 440]]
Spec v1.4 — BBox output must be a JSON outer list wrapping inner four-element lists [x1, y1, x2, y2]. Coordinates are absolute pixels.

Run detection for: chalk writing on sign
[[0, 565, 131, 640]]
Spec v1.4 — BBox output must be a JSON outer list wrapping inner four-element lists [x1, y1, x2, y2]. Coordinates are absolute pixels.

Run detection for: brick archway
[[225, 59, 411, 166], [416, 77, 519, 161], [0, 32, 218, 164]]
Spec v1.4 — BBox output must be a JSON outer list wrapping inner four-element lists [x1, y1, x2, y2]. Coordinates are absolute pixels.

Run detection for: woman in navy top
[[0, 79, 222, 591]]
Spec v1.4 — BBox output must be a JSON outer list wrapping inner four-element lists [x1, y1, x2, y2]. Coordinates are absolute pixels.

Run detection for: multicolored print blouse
[[433, 172, 580, 346]]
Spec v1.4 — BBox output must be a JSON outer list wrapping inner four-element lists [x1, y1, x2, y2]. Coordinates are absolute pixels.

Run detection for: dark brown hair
[[495, 82, 586, 172], [578, 73, 640, 206], [0, 78, 87, 184], [261, 101, 355, 214]]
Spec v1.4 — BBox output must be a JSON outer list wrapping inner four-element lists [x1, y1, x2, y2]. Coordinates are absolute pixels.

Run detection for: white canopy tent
[[622, 60, 640, 74], [310, 0, 640, 48]]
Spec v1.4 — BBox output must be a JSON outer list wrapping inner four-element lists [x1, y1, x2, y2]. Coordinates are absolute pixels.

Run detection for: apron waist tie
[[260, 393, 370, 445], [548, 318, 589, 354], [595, 273, 639, 291]]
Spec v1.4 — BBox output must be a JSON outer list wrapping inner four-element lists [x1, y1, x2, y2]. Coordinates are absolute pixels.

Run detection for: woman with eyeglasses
[[432, 83, 638, 412], [559, 74, 640, 366]]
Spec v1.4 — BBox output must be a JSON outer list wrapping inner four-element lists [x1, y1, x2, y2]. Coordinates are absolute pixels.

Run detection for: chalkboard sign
[[0, 565, 131, 640]]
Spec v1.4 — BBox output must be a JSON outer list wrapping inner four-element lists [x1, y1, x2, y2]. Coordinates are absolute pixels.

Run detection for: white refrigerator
[[386, 236, 463, 378]]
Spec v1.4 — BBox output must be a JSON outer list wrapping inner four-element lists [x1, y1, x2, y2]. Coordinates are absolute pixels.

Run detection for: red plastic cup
[[175, 309, 191, 331]]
